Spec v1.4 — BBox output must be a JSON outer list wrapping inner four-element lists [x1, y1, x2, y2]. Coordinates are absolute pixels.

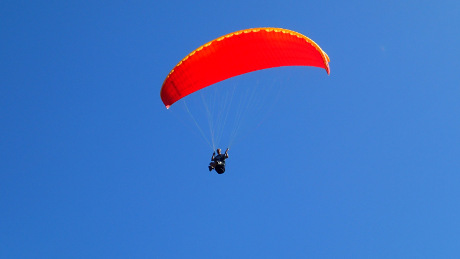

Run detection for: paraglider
[[161, 27, 330, 174], [209, 148, 229, 174], [161, 27, 330, 109]]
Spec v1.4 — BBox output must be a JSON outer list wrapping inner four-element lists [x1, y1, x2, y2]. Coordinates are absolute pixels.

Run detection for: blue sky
[[1, 1, 460, 258]]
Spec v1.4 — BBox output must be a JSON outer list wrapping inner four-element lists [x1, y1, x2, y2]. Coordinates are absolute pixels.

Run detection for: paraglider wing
[[161, 28, 330, 108]]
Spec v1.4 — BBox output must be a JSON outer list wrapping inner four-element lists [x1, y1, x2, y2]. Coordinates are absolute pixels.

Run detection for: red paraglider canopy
[[161, 28, 330, 108]]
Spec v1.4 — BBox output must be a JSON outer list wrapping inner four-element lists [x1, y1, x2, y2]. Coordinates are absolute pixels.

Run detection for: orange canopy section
[[161, 28, 330, 108]]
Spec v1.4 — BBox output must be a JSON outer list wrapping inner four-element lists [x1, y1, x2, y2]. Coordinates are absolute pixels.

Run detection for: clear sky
[[1, 1, 460, 258]]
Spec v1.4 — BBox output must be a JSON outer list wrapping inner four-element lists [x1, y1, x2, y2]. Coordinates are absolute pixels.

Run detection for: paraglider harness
[[213, 155, 226, 174]]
